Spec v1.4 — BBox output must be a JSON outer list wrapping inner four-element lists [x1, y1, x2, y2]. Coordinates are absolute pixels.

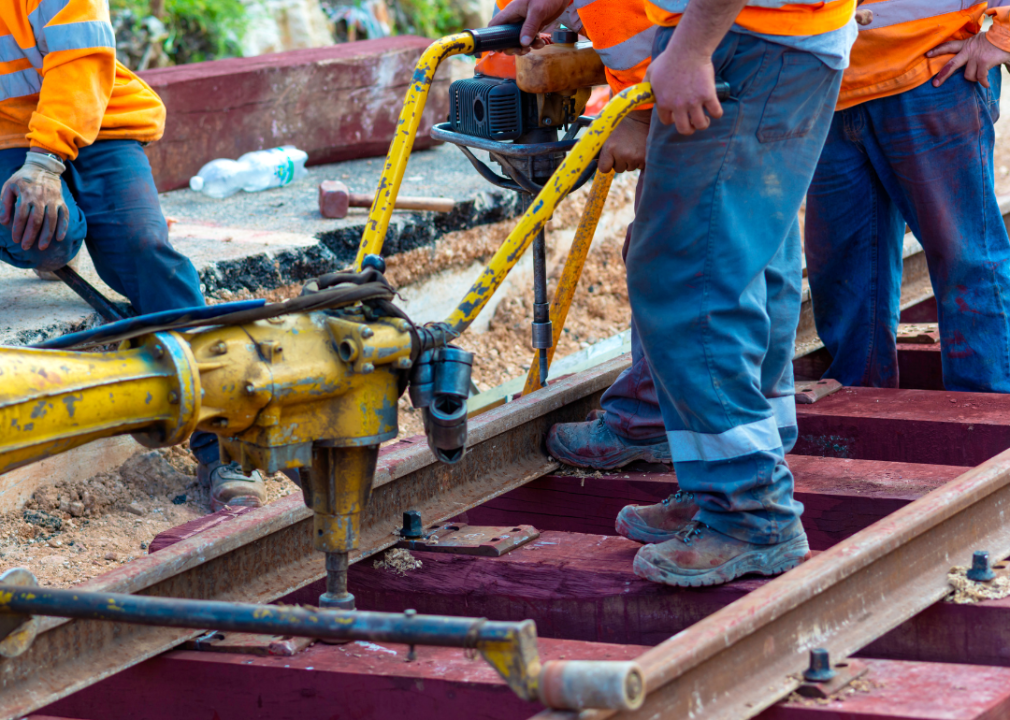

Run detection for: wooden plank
[[331, 528, 1010, 668], [463, 457, 966, 551], [39, 636, 1010, 720], [38, 637, 645, 720], [139, 37, 450, 191], [795, 388, 1010, 466], [762, 659, 1010, 720]]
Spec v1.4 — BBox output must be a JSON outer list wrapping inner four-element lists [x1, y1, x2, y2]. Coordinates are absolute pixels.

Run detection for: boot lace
[[673, 520, 707, 546], [662, 490, 695, 507]]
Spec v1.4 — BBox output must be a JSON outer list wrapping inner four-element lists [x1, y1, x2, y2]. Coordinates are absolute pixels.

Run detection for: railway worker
[[804, 2, 1010, 392], [0, 0, 265, 511], [493, 0, 856, 586]]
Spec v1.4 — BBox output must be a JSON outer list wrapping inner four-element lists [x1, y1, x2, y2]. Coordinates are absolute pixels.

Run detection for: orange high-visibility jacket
[[493, 0, 654, 92], [644, 0, 856, 36], [0, 0, 165, 160], [839, 0, 1010, 110]]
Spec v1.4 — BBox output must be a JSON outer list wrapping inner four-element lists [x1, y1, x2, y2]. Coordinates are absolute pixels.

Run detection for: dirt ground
[[0, 447, 298, 587]]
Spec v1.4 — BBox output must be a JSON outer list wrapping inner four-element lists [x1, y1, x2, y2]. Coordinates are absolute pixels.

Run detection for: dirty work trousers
[[805, 68, 1010, 391], [627, 28, 842, 544], [600, 175, 802, 448], [0, 139, 221, 464]]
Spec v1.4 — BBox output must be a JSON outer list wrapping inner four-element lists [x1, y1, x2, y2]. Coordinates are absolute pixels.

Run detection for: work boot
[[633, 521, 809, 588], [615, 490, 699, 544], [546, 415, 671, 469], [197, 460, 267, 512]]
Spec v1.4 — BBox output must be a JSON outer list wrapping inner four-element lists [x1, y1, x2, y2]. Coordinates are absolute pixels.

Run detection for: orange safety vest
[[643, 0, 856, 37], [491, 0, 653, 92], [838, 0, 1010, 110], [0, 0, 165, 160]]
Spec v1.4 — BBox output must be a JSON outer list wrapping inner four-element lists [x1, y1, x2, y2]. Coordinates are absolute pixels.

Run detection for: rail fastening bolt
[[967, 550, 997, 582], [803, 648, 836, 683]]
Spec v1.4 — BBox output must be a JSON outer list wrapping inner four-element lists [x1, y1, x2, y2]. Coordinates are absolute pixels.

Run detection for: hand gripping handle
[[465, 24, 524, 53]]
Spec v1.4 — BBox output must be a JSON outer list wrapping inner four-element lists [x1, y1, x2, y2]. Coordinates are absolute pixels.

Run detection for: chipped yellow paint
[[445, 84, 655, 335], [355, 33, 476, 268]]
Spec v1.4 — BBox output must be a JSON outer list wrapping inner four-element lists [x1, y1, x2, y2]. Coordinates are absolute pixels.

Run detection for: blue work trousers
[[627, 28, 841, 544], [0, 139, 220, 464], [805, 69, 1010, 391]]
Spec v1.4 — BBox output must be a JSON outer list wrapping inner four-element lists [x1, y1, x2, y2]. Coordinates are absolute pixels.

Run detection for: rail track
[[6, 294, 1010, 720]]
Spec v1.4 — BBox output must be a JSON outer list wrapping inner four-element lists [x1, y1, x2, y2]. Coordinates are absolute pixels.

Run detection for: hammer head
[[319, 180, 350, 219]]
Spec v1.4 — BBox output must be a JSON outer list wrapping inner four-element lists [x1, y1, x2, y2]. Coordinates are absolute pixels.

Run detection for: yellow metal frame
[[355, 32, 476, 269]]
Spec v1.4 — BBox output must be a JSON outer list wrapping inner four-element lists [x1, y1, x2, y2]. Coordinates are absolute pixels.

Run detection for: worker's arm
[[928, 9, 1010, 88], [0, 0, 115, 250], [647, 0, 748, 135]]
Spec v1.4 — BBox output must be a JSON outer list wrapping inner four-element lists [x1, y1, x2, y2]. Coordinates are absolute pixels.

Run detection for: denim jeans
[[805, 68, 1010, 391], [0, 139, 221, 464], [627, 28, 841, 544]]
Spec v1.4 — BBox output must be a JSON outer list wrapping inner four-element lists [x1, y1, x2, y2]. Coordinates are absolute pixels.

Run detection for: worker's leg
[[0, 149, 87, 271], [548, 171, 671, 468], [628, 30, 841, 586], [614, 220, 803, 544], [804, 107, 905, 387], [861, 68, 1010, 392], [67, 139, 265, 510], [62, 140, 204, 315]]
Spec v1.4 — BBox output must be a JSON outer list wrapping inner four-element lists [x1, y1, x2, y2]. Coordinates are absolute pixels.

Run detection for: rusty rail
[[0, 354, 628, 720], [531, 445, 1010, 720]]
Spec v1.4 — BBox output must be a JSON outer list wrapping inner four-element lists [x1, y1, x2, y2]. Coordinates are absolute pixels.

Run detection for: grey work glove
[[0, 152, 69, 252]]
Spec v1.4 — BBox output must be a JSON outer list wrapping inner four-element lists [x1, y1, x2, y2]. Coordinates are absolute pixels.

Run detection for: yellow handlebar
[[355, 33, 476, 269]]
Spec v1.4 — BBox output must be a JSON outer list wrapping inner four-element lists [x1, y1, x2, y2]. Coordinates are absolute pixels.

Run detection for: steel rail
[[530, 446, 1010, 720], [0, 354, 627, 720]]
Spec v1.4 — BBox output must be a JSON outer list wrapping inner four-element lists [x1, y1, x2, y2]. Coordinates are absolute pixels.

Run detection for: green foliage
[[392, 0, 466, 38], [110, 0, 247, 67]]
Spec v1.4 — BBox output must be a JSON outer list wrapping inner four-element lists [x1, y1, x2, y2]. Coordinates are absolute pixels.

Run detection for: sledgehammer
[[319, 180, 455, 219]]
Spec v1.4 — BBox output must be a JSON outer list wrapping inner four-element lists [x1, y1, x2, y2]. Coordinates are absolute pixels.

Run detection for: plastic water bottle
[[189, 146, 309, 199]]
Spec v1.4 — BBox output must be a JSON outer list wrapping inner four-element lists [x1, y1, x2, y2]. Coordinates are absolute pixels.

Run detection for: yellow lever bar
[[355, 33, 476, 269], [445, 83, 655, 335]]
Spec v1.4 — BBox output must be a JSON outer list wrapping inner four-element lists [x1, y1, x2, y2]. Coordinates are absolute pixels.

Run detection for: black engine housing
[[448, 75, 538, 141]]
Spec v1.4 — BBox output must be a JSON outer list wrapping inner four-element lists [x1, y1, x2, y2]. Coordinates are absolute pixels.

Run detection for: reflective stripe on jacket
[[0, 0, 165, 159], [838, 0, 1010, 110], [643, 0, 856, 36]]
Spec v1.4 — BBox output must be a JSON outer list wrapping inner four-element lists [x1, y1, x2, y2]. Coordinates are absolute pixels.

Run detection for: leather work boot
[[197, 460, 267, 512], [615, 490, 700, 544], [633, 521, 810, 588], [546, 416, 671, 469]]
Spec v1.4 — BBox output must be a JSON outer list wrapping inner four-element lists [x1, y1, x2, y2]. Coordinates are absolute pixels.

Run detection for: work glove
[[0, 151, 69, 252]]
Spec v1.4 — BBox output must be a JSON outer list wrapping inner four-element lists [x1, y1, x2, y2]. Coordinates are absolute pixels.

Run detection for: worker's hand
[[0, 162, 68, 252], [646, 38, 723, 135], [928, 32, 1010, 88], [488, 0, 568, 54], [599, 109, 651, 173]]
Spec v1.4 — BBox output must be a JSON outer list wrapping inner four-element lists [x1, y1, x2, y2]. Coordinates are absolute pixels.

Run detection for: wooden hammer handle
[[348, 193, 455, 213]]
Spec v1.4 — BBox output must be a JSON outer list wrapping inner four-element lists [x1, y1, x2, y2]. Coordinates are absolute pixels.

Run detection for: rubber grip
[[716, 81, 731, 100], [466, 24, 524, 53]]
